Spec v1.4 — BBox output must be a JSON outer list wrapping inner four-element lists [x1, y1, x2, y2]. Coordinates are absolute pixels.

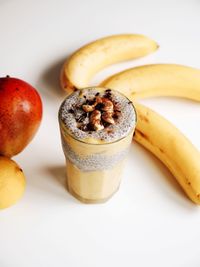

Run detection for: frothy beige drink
[[58, 87, 136, 203]]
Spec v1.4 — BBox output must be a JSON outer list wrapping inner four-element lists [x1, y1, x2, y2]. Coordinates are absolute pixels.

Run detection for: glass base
[[67, 181, 120, 204]]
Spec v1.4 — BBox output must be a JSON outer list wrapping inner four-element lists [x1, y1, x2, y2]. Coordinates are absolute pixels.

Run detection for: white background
[[1, 0, 200, 266]]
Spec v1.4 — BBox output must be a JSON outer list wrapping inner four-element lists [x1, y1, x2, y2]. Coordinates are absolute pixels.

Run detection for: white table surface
[[1, 0, 200, 266]]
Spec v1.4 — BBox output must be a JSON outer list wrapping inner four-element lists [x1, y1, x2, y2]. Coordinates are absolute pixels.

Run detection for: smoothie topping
[[90, 110, 104, 131], [59, 87, 136, 143], [67, 90, 121, 132], [82, 95, 116, 131]]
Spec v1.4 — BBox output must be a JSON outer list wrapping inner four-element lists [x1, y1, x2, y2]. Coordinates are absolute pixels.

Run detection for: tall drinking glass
[[58, 87, 136, 203]]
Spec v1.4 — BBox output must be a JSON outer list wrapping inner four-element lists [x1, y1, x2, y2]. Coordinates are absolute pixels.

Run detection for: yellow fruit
[[101, 64, 200, 101], [60, 34, 200, 204], [0, 156, 26, 209], [133, 103, 200, 204], [61, 34, 158, 94]]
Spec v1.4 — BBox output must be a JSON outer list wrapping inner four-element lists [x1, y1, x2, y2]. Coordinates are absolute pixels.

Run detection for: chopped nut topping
[[90, 110, 104, 131], [75, 89, 121, 132], [102, 112, 115, 124], [95, 96, 103, 104], [82, 104, 95, 112], [101, 98, 114, 113], [90, 110, 101, 120], [94, 123, 104, 131]]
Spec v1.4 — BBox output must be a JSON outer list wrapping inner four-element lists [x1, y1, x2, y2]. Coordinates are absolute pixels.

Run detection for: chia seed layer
[[59, 87, 136, 143], [61, 135, 129, 171]]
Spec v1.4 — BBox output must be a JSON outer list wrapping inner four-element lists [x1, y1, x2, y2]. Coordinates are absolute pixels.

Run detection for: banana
[[101, 64, 200, 101], [61, 34, 158, 94], [60, 35, 200, 204], [133, 102, 200, 204]]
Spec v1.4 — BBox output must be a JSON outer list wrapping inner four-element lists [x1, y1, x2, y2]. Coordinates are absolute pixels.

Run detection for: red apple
[[0, 76, 43, 157]]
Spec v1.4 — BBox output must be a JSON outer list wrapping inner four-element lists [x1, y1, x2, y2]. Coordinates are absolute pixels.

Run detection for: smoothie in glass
[[58, 87, 136, 203]]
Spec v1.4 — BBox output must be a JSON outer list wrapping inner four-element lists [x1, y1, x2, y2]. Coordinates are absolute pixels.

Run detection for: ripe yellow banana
[[101, 64, 200, 101], [61, 34, 158, 94], [134, 102, 200, 204], [60, 34, 200, 204]]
